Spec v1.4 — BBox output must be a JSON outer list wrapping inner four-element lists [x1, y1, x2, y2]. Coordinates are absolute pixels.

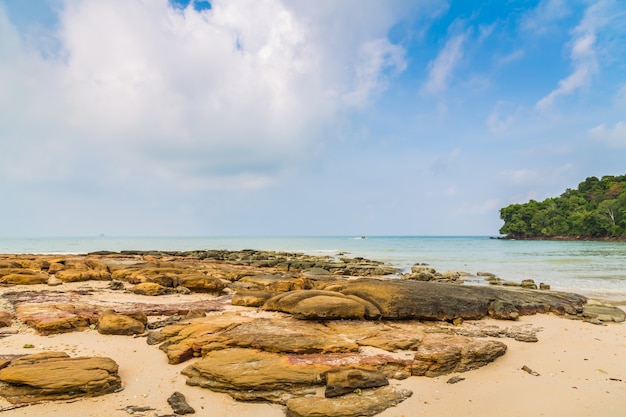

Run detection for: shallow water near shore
[[1, 235, 625, 302]]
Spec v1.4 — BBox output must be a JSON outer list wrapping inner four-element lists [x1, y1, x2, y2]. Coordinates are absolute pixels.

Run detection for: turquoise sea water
[[1, 236, 625, 302]]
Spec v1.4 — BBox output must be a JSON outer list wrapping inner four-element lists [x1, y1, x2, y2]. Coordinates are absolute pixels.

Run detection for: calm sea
[[1, 236, 625, 302]]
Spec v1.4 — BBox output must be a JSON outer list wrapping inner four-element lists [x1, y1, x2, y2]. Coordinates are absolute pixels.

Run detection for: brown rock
[[176, 274, 230, 294], [132, 282, 171, 296], [285, 385, 412, 417], [54, 269, 111, 282], [196, 317, 359, 355], [232, 290, 276, 307], [262, 290, 380, 320], [97, 310, 145, 335], [16, 303, 100, 334], [167, 391, 195, 414], [0, 310, 13, 328], [0, 351, 121, 404], [182, 348, 329, 403], [0, 273, 49, 285], [324, 368, 389, 398], [411, 334, 507, 377]]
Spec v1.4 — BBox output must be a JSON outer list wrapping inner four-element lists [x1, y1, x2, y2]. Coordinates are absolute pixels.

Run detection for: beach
[[1, 251, 625, 417]]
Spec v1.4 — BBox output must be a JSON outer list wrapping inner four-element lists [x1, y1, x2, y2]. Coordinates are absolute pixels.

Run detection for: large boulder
[[262, 290, 381, 320], [0, 352, 121, 404], [321, 278, 586, 321]]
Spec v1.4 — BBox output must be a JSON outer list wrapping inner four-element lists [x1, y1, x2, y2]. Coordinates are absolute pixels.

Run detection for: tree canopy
[[499, 175, 626, 240]]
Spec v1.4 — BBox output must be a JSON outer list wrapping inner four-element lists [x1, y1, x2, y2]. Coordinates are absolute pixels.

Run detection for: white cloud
[[520, 0, 570, 34], [0, 0, 423, 191], [497, 49, 524, 66], [486, 101, 524, 134], [421, 33, 465, 95], [589, 121, 626, 148], [536, 2, 608, 110]]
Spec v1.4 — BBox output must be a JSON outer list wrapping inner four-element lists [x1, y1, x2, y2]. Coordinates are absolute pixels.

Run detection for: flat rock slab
[[0, 351, 121, 404], [285, 385, 413, 417], [582, 301, 626, 323]]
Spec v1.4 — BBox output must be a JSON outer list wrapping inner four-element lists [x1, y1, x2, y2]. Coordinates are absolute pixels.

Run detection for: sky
[[1, 0, 625, 237]]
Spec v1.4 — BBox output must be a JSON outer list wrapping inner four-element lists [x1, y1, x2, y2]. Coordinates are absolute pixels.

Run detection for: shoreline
[[1, 251, 625, 417]]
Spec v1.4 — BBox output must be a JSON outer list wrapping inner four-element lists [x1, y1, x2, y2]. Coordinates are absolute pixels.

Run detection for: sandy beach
[[1, 290, 624, 417], [1, 252, 625, 417]]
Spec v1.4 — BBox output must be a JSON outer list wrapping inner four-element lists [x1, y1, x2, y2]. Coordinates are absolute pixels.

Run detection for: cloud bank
[[0, 0, 422, 192]]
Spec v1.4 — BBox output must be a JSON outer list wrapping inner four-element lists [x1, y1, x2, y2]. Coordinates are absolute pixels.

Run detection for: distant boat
[[360, 235, 367, 239]]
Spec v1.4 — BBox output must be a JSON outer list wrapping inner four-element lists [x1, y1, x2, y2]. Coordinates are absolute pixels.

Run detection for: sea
[[1, 236, 625, 302]]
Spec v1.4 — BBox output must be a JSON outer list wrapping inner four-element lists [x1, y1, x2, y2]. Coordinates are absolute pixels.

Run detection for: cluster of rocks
[[1, 251, 624, 416]]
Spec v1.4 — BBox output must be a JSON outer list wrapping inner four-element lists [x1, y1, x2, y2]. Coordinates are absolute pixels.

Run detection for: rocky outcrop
[[0, 251, 616, 416], [0, 351, 121, 404], [263, 279, 587, 321]]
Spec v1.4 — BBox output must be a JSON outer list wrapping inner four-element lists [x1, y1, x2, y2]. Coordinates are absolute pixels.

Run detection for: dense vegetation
[[499, 175, 626, 240]]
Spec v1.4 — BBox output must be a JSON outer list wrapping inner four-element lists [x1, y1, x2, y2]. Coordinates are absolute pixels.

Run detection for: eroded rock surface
[[0, 351, 121, 404], [285, 385, 413, 417]]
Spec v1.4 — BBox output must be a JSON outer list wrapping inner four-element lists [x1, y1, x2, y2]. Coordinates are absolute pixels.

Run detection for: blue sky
[[1, 0, 625, 237]]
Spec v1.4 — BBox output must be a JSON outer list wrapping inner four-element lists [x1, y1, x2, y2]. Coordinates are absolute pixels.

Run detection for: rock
[[285, 386, 413, 417], [97, 310, 146, 335], [156, 313, 256, 364], [108, 279, 125, 290], [47, 276, 63, 286], [231, 290, 276, 307], [200, 317, 359, 355], [0, 351, 121, 404], [0, 311, 13, 327], [446, 376, 465, 384], [15, 303, 100, 334], [411, 334, 507, 377], [521, 279, 538, 289], [539, 282, 551, 290], [167, 391, 195, 414], [176, 274, 230, 294], [582, 300, 626, 323], [488, 300, 520, 320], [236, 274, 309, 292], [182, 348, 329, 403], [54, 269, 111, 282], [262, 290, 381, 320], [0, 273, 49, 285], [328, 279, 586, 321], [132, 282, 171, 296], [324, 368, 389, 398]]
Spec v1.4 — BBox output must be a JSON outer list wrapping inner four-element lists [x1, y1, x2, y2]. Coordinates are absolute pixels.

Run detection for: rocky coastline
[[1, 250, 624, 416]]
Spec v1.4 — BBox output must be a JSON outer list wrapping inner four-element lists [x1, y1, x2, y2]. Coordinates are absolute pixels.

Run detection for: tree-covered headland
[[499, 175, 626, 240]]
